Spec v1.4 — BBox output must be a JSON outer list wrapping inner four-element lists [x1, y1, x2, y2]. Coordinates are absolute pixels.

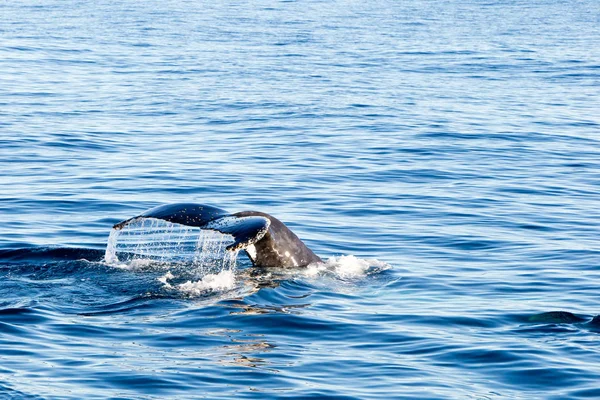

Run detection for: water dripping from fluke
[[104, 218, 239, 294]]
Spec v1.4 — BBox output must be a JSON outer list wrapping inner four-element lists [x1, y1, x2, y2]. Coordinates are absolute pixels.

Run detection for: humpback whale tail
[[112, 203, 321, 268]]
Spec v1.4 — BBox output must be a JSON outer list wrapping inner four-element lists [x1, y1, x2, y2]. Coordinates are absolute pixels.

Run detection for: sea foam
[[305, 255, 390, 278]]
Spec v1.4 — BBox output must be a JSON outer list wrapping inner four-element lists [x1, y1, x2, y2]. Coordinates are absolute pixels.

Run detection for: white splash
[[157, 271, 175, 288], [177, 270, 236, 294], [159, 269, 236, 295], [305, 255, 390, 279]]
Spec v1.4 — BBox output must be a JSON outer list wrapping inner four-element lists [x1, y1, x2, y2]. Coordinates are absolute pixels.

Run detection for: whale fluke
[[112, 203, 321, 268], [113, 203, 229, 230], [205, 215, 271, 251]]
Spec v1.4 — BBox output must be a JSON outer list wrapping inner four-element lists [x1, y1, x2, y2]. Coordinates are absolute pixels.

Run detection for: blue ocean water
[[1, 0, 600, 398]]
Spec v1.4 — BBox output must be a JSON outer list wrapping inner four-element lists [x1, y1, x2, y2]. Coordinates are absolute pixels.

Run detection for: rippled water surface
[[1, 0, 600, 398]]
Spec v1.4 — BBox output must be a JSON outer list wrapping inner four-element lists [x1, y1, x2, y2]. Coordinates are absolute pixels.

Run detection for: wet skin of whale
[[528, 311, 600, 327], [113, 203, 322, 268]]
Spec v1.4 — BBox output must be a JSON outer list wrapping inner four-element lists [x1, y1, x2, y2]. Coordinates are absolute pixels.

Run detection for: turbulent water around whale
[[2, 0, 600, 399]]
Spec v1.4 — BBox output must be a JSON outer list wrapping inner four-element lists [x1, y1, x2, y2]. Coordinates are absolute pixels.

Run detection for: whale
[[113, 203, 322, 268]]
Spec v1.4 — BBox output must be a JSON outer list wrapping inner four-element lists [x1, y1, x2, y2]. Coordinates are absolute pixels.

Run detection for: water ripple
[[2, 0, 600, 398]]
